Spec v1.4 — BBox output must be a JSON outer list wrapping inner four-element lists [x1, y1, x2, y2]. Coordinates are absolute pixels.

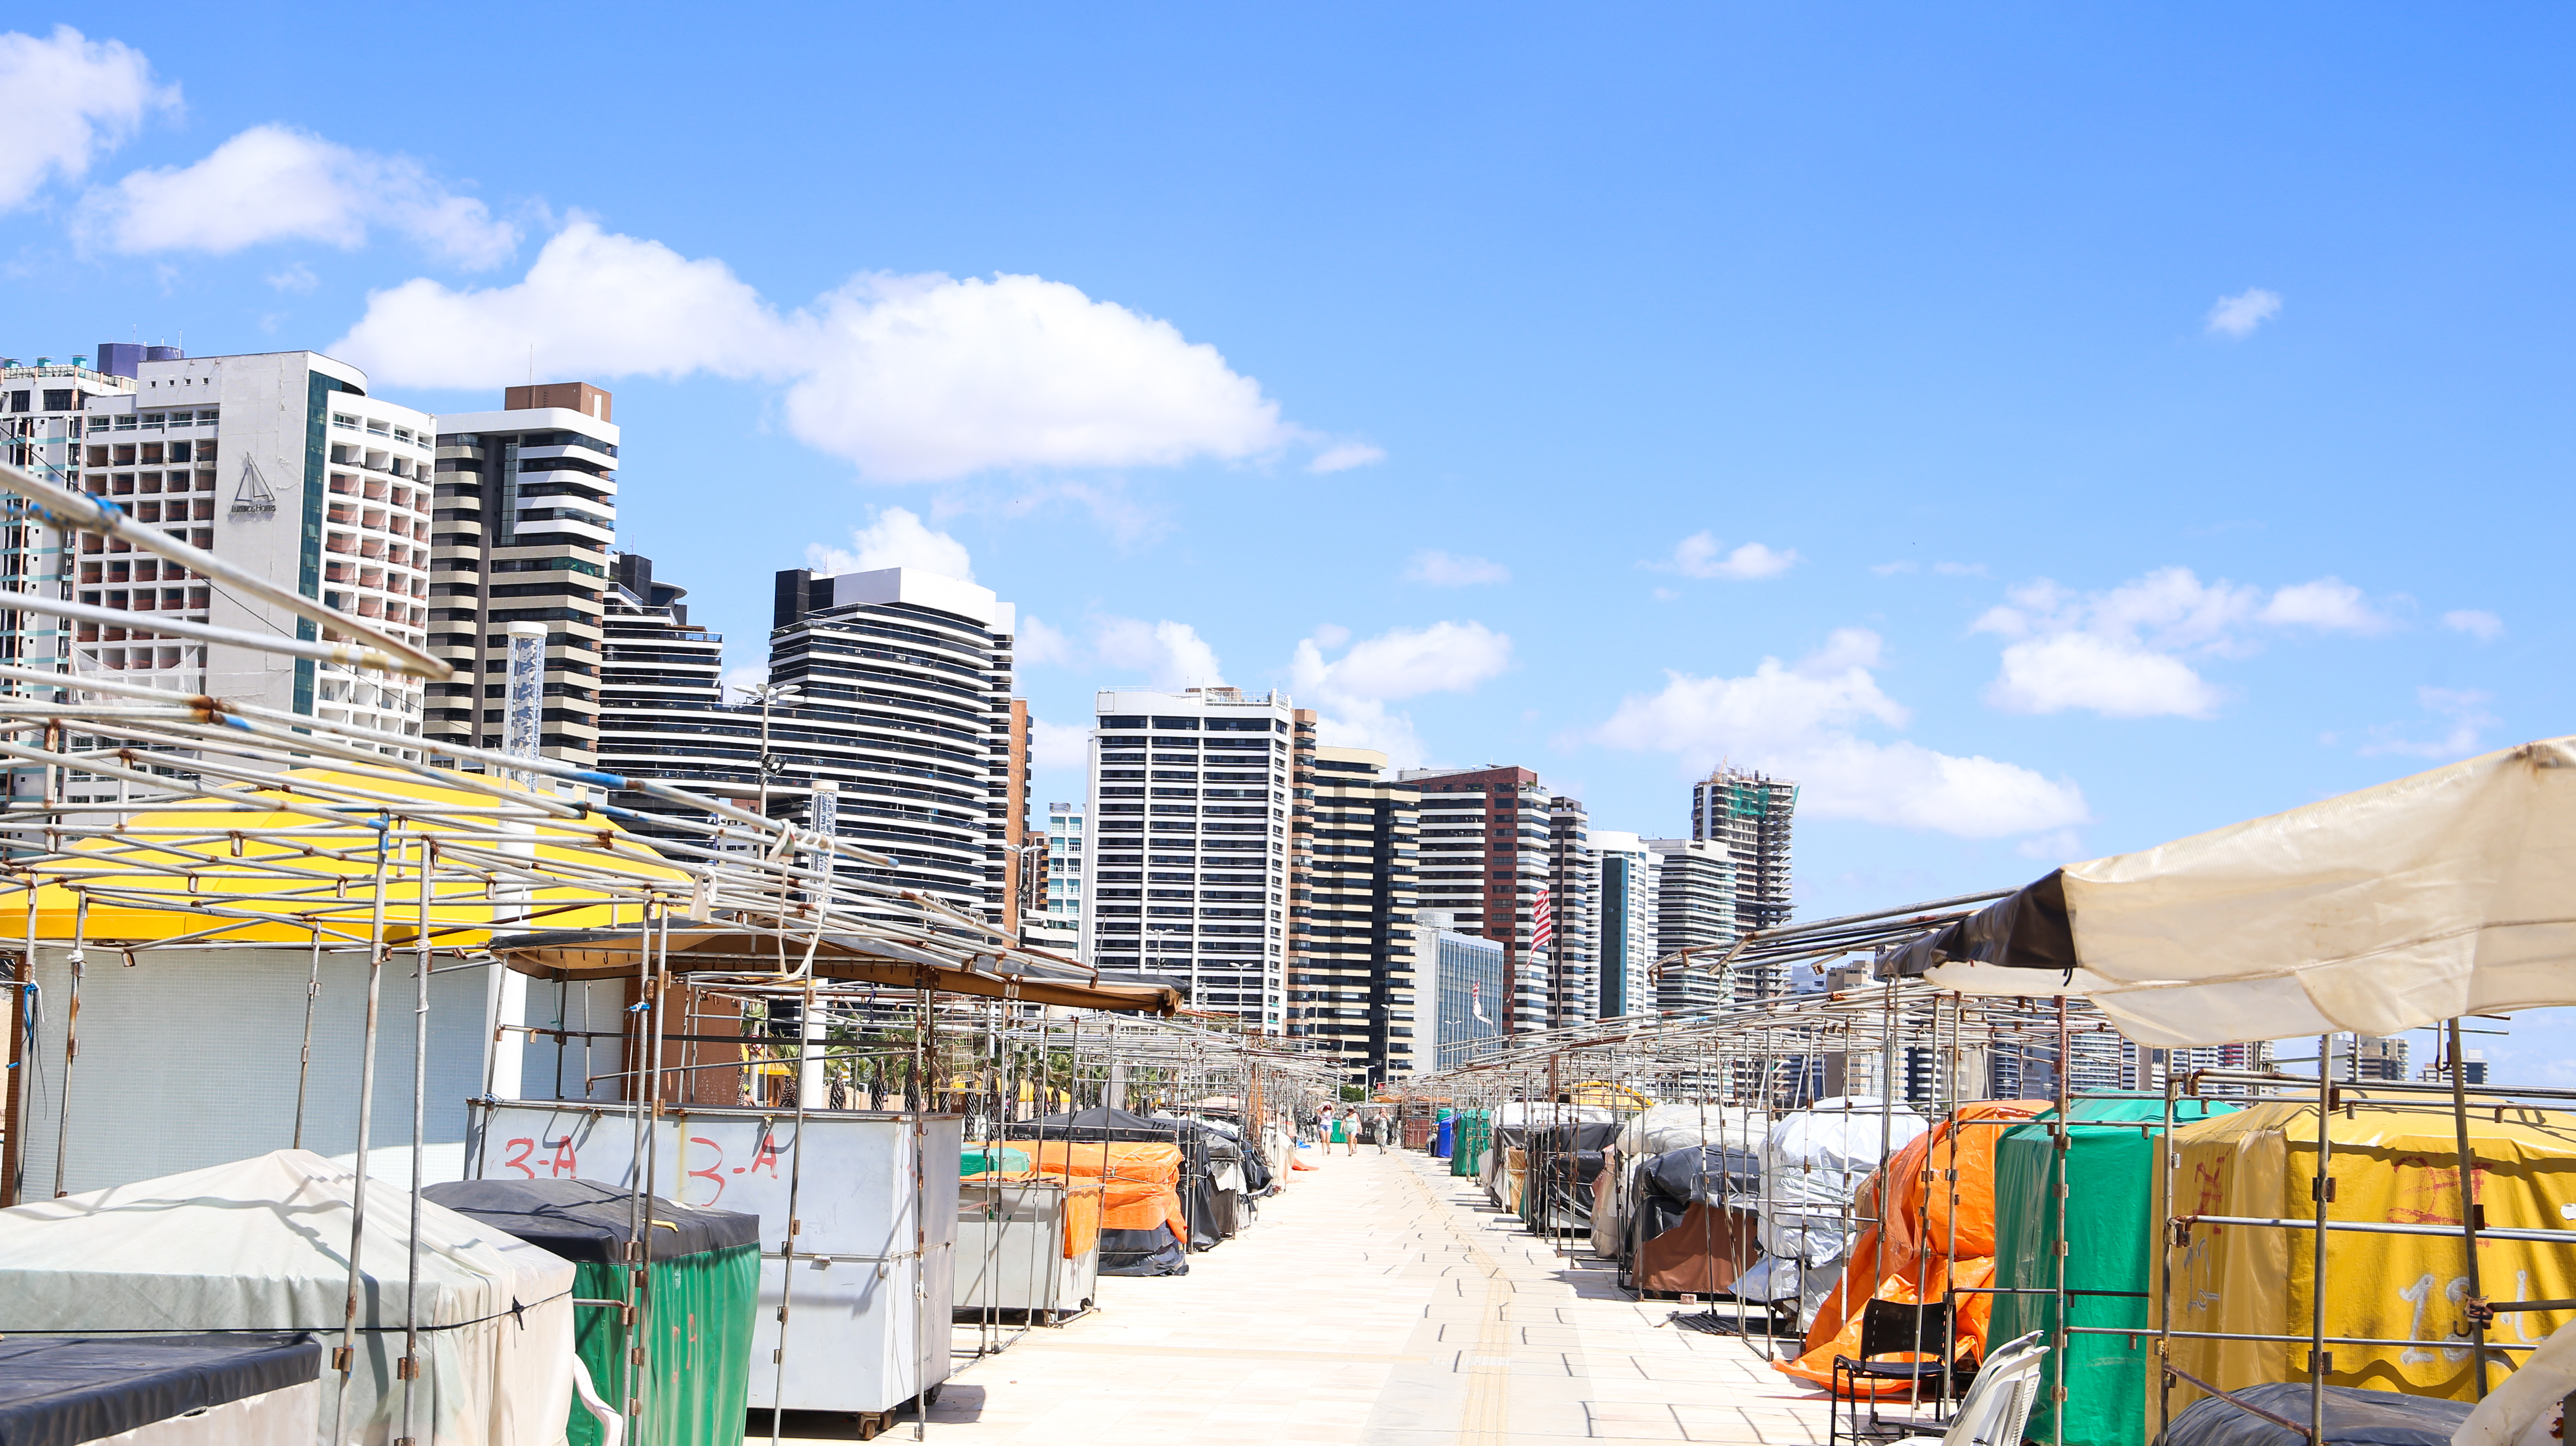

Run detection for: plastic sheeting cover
[[423, 1178, 758, 1262], [1616, 1103, 1763, 1160], [1759, 1097, 1927, 1264], [2151, 1382, 2471, 1446], [0, 1149, 576, 1446], [0, 1334, 319, 1446]]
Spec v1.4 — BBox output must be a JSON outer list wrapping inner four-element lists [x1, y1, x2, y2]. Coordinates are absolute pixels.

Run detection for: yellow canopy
[[2, 767, 688, 946]]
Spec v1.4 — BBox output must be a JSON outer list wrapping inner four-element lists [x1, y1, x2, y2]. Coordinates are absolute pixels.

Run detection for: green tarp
[[1991, 1097, 2237, 1446], [569, 1245, 762, 1446], [1451, 1111, 1490, 1178]]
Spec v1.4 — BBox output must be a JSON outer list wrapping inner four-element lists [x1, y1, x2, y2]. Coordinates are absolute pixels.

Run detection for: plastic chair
[[1887, 1332, 2048, 1446], [1830, 1299, 1958, 1446]]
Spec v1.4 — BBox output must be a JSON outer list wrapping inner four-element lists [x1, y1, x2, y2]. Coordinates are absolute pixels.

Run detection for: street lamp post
[[734, 681, 803, 822]]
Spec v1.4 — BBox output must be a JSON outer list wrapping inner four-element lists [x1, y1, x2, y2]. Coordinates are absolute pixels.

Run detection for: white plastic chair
[[1891, 1331, 2050, 1446]]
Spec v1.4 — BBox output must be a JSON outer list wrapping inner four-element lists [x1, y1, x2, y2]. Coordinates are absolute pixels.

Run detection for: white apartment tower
[[1592, 831, 1659, 1020], [429, 383, 619, 765], [3, 347, 433, 749], [1649, 838, 1737, 1012], [1084, 688, 1294, 1031], [1295, 746, 1420, 1085]]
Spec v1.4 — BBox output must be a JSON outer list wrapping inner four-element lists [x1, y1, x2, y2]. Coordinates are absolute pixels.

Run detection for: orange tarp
[[1777, 1101, 2042, 1397], [1024, 1141, 1187, 1247]]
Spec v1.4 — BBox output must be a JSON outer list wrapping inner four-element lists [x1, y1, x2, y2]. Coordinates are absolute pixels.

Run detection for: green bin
[[427, 1178, 762, 1446], [1990, 1098, 2237, 1446]]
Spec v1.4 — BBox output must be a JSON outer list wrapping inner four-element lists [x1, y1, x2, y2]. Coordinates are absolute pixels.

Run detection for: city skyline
[[3, 10, 2568, 1081]]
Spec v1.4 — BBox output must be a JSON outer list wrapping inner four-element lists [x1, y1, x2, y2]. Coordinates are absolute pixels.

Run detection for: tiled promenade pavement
[[763, 1147, 1835, 1443]]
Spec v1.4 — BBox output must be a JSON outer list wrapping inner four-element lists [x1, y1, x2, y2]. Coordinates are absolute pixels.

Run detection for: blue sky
[[4, 7, 2566, 1073]]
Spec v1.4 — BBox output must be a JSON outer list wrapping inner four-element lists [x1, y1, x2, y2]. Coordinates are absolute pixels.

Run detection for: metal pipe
[[2447, 1017, 2491, 1399]]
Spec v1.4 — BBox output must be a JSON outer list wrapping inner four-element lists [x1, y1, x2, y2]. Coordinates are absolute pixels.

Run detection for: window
[[43, 390, 73, 411], [332, 413, 359, 429], [393, 427, 413, 442]]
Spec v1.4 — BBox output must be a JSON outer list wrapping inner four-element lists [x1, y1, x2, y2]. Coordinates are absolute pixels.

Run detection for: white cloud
[[0, 27, 173, 210], [2361, 687, 2499, 761], [2260, 577, 2387, 634], [720, 664, 771, 697], [1653, 532, 1800, 580], [1095, 618, 1224, 691], [1870, 561, 1918, 577], [1404, 549, 1510, 586], [1029, 718, 1088, 772], [2443, 609, 2505, 642], [2206, 287, 2283, 339], [1015, 615, 1076, 667], [265, 261, 317, 293], [334, 222, 1306, 482], [1976, 566, 2395, 719], [1987, 632, 2228, 719], [83, 124, 515, 267], [2016, 827, 2086, 862], [1289, 621, 1513, 768], [1309, 442, 1386, 474], [1593, 628, 2086, 838], [805, 506, 973, 581]]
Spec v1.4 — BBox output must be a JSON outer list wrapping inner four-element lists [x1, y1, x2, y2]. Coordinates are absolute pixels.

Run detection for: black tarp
[[1881, 871, 2076, 980], [0, 1334, 320, 1446], [424, 1178, 759, 1263], [2153, 1383, 2473, 1446], [1008, 1106, 1181, 1141], [1634, 1145, 1762, 1244], [1098, 1224, 1190, 1277], [1527, 1122, 1621, 1231]]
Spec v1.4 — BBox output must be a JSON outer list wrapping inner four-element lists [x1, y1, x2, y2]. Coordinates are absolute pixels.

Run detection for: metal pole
[[400, 833, 428, 1446], [2052, 996, 2071, 1446], [2309, 1035, 2334, 1446], [49, 890, 85, 1197], [292, 929, 321, 1150], [2447, 1017, 2489, 1399], [329, 833, 394, 1444]]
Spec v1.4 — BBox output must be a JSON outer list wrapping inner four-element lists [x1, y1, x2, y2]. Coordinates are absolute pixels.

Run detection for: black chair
[[1829, 1299, 1958, 1445]]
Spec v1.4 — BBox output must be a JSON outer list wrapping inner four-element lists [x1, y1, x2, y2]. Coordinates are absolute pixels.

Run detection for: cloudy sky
[[4, 8, 2566, 1071]]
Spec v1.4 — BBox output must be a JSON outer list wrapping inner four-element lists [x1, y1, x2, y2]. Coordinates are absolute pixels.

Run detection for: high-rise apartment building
[[1084, 688, 1293, 1031], [27, 347, 435, 742], [1545, 796, 1599, 1028], [429, 383, 618, 765], [1647, 838, 1736, 1012], [768, 566, 1021, 922], [596, 551, 749, 838], [1293, 746, 1420, 1084], [1592, 831, 1658, 1020], [1023, 802, 1083, 954], [1691, 767, 1797, 950], [1401, 765, 1567, 1032]]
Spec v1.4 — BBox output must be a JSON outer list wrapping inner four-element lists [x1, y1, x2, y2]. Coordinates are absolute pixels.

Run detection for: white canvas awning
[[1886, 738, 2576, 1049], [0, 1149, 576, 1446]]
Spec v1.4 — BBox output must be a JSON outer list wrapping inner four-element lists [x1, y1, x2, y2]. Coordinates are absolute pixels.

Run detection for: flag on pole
[[1531, 885, 1554, 950]]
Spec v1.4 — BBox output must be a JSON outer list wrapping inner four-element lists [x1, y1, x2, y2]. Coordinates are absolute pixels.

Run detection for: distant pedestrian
[[1361, 1112, 1389, 1154], [1328, 1107, 1354, 1156]]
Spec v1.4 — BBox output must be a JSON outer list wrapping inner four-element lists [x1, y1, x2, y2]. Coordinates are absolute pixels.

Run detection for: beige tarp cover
[[1930, 738, 2576, 1047], [2152, 1100, 2576, 1426], [0, 1149, 577, 1446]]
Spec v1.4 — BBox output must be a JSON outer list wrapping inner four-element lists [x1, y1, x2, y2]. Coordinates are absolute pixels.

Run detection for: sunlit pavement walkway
[[769, 1148, 1835, 1444]]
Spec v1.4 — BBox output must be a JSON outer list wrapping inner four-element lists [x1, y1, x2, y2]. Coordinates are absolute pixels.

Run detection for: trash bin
[[1434, 1110, 1456, 1159]]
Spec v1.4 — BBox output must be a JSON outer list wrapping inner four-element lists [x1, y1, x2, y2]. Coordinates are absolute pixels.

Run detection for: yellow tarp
[[2157, 1099, 2576, 1414], [0, 767, 684, 946]]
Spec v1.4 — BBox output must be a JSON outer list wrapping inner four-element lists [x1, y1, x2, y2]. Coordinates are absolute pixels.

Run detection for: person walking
[[1328, 1106, 1354, 1156]]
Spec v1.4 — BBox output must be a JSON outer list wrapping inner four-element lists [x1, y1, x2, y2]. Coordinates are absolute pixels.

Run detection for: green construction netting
[[570, 1242, 762, 1446], [1990, 1097, 2238, 1446], [963, 1146, 1033, 1175], [1451, 1111, 1490, 1178]]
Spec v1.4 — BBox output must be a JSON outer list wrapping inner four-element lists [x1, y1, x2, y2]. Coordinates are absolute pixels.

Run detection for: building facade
[[1419, 910, 1508, 1070], [429, 383, 618, 766], [1592, 830, 1658, 1020], [1083, 688, 1293, 1031], [1292, 746, 1420, 1085], [1401, 765, 1557, 1033], [768, 566, 1020, 922], [596, 551, 750, 837], [1690, 768, 1798, 980], [1647, 838, 1737, 1012], [1023, 801, 1083, 954], [1545, 795, 1598, 1028]]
